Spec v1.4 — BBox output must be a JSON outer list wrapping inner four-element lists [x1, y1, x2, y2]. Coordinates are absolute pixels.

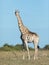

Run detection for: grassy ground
[[0, 50, 49, 65]]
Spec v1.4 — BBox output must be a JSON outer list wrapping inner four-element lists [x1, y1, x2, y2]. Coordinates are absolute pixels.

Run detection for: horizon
[[0, 0, 49, 48]]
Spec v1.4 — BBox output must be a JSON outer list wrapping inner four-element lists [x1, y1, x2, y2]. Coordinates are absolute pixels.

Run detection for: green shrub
[[0, 43, 34, 51], [44, 45, 49, 50]]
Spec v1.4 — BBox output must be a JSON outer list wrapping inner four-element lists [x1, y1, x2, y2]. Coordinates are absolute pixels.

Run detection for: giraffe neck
[[16, 13, 29, 34]]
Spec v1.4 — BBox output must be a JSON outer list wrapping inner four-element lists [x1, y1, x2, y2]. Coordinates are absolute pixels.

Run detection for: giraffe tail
[[37, 45, 40, 49]]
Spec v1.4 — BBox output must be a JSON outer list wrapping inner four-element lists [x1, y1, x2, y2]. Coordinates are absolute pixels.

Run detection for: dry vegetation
[[0, 50, 49, 65]]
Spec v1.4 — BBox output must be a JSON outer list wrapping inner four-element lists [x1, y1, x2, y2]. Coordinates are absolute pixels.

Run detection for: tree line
[[0, 43, 49, 51], [0, 43, 33, 51]]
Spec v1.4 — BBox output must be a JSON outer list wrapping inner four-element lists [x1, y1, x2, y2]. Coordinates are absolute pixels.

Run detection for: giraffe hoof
[[34, 56, 38, 60], [23, 55, 25, 60], [28, 56, 30, 60]]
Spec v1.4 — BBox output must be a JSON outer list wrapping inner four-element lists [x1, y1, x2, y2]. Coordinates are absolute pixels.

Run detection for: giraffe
[[15, 10, 39, 60]]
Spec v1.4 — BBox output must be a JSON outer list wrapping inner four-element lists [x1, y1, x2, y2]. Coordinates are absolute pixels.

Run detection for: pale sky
[[0, 0, 49, 48]]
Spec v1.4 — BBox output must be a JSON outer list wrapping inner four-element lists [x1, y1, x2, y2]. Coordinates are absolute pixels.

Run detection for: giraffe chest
[[22, 34, 34, 43]]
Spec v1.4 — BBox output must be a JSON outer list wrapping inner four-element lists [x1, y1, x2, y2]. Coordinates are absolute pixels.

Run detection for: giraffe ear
[[15, 10, 20, 15]]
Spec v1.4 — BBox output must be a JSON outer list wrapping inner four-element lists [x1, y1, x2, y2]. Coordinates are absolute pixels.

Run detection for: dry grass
[[0, 50, 49, 65]]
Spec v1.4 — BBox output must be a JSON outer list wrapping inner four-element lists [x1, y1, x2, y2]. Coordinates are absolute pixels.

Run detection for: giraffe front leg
[[22, 48, 25, 60], [25, 42, 30, 60], [34, 43, 38, 60], [22, 43, 25, 60]]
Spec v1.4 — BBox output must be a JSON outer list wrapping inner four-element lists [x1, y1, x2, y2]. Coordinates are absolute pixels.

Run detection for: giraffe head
[[15, 10, 19, 16]]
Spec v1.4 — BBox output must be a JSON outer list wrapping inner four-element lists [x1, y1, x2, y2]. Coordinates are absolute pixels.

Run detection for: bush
[[44, 45, 49, 50], [0, 43, 34, 51]]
